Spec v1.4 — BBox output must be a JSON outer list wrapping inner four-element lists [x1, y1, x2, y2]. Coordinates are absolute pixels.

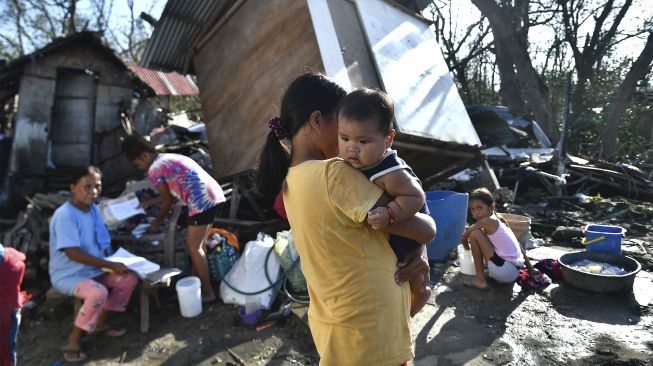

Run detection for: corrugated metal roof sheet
[[140, 0, 227, 73], [128, 63, 198, 96]]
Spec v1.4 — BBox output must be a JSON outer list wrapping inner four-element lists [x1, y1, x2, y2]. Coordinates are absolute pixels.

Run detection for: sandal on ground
[[60, 347, 88, 362], [463, 281, 491, 291], [95, 325, 127, 337]]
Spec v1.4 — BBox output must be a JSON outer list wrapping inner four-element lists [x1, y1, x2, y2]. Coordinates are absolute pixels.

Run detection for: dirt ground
[[16, 242, 653, 366], [14, 198, 653, 365]]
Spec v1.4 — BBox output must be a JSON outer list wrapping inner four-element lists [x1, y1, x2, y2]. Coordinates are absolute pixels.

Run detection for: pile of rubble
[[501, 194, 653, 271]]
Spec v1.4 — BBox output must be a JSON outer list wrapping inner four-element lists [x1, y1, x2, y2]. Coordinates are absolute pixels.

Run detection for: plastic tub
[[498, 213, 531, 247], [176, 276, 202, 317], [559, 251, 640, 293], [425, 191, 469, 262], [583, 224, 625, 255]]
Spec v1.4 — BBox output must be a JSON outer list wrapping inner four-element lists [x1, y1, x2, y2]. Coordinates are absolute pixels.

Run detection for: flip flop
[[95, 325, 127, 337], [60, 346, 88, 363], [463, 281, 491, 291]]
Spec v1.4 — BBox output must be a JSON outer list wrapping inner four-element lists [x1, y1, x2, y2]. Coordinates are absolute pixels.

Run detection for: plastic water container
[[584, 224, 625, 255], [425, 191, 469, 262], [498, 213, 531, 247], [176, 276, 202, 317], [458, 244, 476, 275]]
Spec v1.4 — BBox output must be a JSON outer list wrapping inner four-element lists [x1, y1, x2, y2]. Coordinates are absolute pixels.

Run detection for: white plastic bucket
[[176, 276, 202, 318], [458, 245, 476, 275]]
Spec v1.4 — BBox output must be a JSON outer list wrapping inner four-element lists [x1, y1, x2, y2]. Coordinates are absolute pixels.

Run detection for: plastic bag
[[274, 230, 307, 292], [219, 232, 281, 309], [206, 233, 240, 283]]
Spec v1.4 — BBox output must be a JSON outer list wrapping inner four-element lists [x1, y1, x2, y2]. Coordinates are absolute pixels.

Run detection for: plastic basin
[[559, 251, 640, 293]]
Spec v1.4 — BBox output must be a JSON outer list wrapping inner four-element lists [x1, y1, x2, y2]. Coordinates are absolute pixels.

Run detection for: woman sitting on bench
[[49, 166, 138, 363]]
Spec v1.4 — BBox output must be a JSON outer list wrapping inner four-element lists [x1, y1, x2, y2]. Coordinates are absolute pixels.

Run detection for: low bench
[[46, 267, 181, 333]]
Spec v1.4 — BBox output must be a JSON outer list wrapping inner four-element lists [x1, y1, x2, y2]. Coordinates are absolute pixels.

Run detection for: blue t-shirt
[[48, 202, 105, 295]]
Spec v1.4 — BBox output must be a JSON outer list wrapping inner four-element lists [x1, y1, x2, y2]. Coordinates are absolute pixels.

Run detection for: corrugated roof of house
[[140, 0, 228, 73], [128, 63, 198, 96]]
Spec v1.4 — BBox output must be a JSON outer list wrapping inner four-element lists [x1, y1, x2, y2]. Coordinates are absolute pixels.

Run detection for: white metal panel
[[307, 0, 352, 91], [355, 0, 480, 146]]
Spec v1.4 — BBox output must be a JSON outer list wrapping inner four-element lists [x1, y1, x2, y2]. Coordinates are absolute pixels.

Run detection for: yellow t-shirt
[[284, 158, 412, 366]]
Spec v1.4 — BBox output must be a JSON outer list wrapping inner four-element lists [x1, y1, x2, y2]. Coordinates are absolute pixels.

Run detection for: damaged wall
[[142, 0, 481, 181], [10, 74, 54, 175], [194, 0, 323, 177], [8, 42, 133, 186]]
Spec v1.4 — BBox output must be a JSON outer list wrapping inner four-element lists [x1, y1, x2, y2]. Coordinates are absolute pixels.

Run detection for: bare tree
[[429, 1, 492, 103], [471, 0, 558, 139], [0, 0, 158, 63], [557, 0, 642, 121], [601, 31, 653, 160]]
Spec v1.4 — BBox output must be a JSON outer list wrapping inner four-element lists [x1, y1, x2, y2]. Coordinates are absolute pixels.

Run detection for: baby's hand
[[367, 207, 390, 230]]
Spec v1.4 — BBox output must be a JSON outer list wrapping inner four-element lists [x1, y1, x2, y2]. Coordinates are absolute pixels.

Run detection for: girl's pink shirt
[[486, 217, 525, 266]]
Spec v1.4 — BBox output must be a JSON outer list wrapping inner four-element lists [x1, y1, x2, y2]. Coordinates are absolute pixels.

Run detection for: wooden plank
[[140, 289, 149, 333], [326, 0, 381, 89], [194, 0, 323, 177], [143, 267, 182, 285]]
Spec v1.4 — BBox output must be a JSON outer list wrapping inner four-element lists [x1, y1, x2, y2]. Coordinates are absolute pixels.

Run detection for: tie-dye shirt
[[148, 153, 225, 216]]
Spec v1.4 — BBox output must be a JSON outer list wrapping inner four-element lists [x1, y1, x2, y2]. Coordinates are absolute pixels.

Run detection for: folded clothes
[[517, 268, 552, 290], [534, 258, 563, 282]]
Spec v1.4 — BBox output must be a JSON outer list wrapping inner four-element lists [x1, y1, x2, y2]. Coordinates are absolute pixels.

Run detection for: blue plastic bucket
[[583, 224, 625, 255], [425, 191, 469, 262]]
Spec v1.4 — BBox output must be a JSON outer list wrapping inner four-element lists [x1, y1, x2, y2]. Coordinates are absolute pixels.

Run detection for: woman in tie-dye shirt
[[122, 135, 225, 303]]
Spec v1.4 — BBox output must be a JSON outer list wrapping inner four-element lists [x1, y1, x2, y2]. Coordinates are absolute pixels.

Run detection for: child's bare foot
[[410, 286, 432, 317], [463, 277, 490, 291]]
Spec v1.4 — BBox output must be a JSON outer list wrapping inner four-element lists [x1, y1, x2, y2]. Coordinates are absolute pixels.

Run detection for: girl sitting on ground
[[460, 187, 538, 290], [49, 166, 138, 362]]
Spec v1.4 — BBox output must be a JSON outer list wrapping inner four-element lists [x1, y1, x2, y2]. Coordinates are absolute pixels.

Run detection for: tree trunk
[[494, 39, 526, 113], [600, 32, 653, 160], [472, 0, 558, 140]]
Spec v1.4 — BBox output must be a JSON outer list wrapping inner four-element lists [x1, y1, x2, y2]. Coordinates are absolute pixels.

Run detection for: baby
[[338, 88, 431, 316]]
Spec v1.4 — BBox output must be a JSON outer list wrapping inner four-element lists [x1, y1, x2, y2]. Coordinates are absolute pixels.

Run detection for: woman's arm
[[149, 183, 173, 233], [372, 193, 436, 244], [386, 213, 436, 244], [63, 247, 130, 274]]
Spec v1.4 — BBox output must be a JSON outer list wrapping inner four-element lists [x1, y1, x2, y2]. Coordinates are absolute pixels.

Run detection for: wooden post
[[140, 287, 149, 333]]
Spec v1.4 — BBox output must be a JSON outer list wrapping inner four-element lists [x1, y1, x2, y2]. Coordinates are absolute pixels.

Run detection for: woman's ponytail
[[256, 129, 290, 197]]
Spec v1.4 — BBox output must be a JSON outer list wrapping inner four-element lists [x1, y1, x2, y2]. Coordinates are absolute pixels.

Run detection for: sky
[[433, 0, 652, 68], [2, 0, 650, 67], [0, 0, 166, 56], [76, 0, 166, 32], [76, 0, 166, 53]]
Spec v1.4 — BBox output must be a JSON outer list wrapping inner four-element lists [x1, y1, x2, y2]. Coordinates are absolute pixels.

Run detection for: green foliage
[[614, 101, 650, 164], [169, 96, 203, 122], [544, 58, 651, 163]]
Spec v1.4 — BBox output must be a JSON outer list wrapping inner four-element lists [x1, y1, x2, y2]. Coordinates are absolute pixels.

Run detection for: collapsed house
[[462, 105, 653, 201], [140, 0, 485, 186], [0, 32, 200, 215]]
